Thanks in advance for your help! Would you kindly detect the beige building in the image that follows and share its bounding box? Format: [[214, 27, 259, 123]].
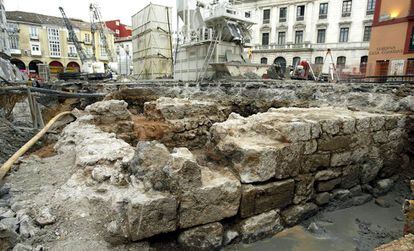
[[6, 11, 115, 76]]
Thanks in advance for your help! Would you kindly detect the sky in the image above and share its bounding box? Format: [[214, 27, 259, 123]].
[[4, 0, 177, 26]]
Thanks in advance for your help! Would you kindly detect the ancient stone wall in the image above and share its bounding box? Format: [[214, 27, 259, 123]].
[[47, 102, 408, 249]]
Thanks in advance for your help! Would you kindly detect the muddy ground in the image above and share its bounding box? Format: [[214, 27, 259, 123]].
[[229, 181, 409, 251]]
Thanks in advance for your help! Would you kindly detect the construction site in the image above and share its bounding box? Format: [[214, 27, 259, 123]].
[[1, 0, 414, 250]]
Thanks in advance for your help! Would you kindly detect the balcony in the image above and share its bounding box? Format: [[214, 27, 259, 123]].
[[279, 17, 286, 23], [30, 35, 39, 40], [31, 50, 42, 56], [296, 16, 304, 21], [263, 19, 270, 24], [319, 14, 327, 19], [253, 42, 312, 51], [342, 12, 351, 17], [253, 41, 370, 51], [10, 49, 21, 55], [366, 10, 374, 16], [68, 52, 78, 58]]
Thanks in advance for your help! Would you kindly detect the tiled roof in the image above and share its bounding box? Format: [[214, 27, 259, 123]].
[[6, 11, 91, 30]]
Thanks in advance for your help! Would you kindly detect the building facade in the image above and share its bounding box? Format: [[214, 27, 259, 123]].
[[0, 0, 10, 58], [366, 0, 414, 76], [6, 11, 115, 77], [105, 20, 133, 75], [234, 0, 376, 76]]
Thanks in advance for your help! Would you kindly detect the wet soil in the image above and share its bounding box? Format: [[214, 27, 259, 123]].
[[229, 183, 408, 251]]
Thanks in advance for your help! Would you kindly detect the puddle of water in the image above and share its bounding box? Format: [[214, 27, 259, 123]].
[[227, 194, 404, 251]]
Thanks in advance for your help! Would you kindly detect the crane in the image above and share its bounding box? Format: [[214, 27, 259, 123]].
[[59, 7, 89, 63], [89, 3, 114, 62]]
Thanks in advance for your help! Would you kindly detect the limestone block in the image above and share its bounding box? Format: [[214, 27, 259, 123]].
[[316, 178, 342, 192], [178, 222, 224, 250], [163, 148, 202, 193], [370, 116, 386, 131], [373, 131, 389, 144], [281, 203, 318, 227], [331, 152, 352, 167], [320, 119, 341, 135], [318, 135, 354, 152], [240, 179, 295, 218], [341, 165, 361, 189], [129, 141, 172, 191], [360, 159, 383, 184], [179, 168, 241, 228], [293, 174, 315, 204], [315, 169, 342, 181], [301, 153, 331, 173], [238, 210, 284, 243], [315, 192, 330, 206], [107, 190, 178, 242], [85, 100, 131, 122]]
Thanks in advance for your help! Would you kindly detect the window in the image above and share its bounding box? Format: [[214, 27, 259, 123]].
[[48, 28, 61, 57], [410, 27, 414, 52], [84, 33, 91, 43], [293, 57, 301, 66], [319, 3, 328, 19], [115, 29, 120, 35], [100, 47, 107, 57], [278, 32, 286, 45], [295, 30, 303, 44], [406, 59, 414, 75], [262, 32, 269, 46], [86, 46, 93, 57], [342, 0, 352, 17], [245, 11, 251, 18], [297, 5, 305, 21], [263, 9, 270, 24], [337, 56, 346, 68], [339, 27, 349, 42], [68, 45, 77, 57], [30, 26, 39, 39], [367, 0, 376, 15], [260, 57, 268, 64], [9, 35, 19, 49], [317, 29, 326, 43], [363, 26, 372, 42], [315, 57, 324, 65], [30, 42, 40, 55], [360, 56, 368, 74], [279, 7, 287, 22]]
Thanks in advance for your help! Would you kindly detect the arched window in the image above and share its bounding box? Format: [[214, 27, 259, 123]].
[[315, 57, 324, 65], [274, 57, 287, 73], [260, 57, 268, 64], [337, 56, 346, 68], [292, 57, 301, 67]]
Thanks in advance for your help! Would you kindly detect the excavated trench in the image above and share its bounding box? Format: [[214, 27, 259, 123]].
[[0, 80, 414, 251]]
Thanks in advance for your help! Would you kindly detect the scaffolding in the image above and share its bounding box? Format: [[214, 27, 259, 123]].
[[132, 3, 173, 79]]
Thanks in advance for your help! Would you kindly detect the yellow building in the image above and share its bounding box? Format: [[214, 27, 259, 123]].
[[6, 11, 115, 76]]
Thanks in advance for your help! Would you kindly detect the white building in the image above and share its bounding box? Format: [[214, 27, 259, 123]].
[[234, 0, 376, 75]]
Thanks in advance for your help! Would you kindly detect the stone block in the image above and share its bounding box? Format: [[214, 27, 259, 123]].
[[301, 153, 331, 173], [316, 178, 342, 192], [238, 210, 284, 243], [315, 192, 330, 206], [281, 203, 318, 227], [179, 168, 241, 228], [341, 165, 361, 189], [178, 222, 223, 250], [240, 179, 295, 218], [318, 135, 354, 152], [331, 152, 352, 167], [315, 169, 342, 181], [107, 191, 178, 242], [293, 175, 315, 204]]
